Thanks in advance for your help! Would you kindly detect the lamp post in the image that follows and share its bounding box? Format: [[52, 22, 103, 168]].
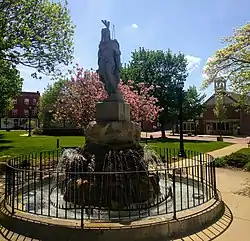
[[177, 81, 186, 158], [28, 106, 32, 137]]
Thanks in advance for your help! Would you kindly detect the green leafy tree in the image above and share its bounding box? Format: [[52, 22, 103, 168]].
[[183, 86, 206, 135], [121, 48, 188, 138], [0, 60, 23, 114], [25, 120, 36, 129], [202, 22, 250, 111], [213, 92, 227, 137], [0, 0, 74, 77], [39, 78, 68, 127]]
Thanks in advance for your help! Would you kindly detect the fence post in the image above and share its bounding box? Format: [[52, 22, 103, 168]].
[[39, 152, 42, 181], [172, 169, 177, 220], [4, 164, 8, 201], [199, 153, 204, 183], [56, 139, 60, 149], [81, 204, 84, 228], [213, 160, 218, 200], [12, 169, 15, 215]]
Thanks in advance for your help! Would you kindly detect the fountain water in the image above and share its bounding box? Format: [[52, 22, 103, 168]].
[[50, 145, 171, 215]]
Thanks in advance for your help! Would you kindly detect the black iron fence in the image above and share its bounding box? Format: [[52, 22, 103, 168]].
[[4, 147, 217, 228]]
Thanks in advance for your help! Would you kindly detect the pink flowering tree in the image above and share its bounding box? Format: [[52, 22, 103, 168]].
[[53, 67, 161, 127]]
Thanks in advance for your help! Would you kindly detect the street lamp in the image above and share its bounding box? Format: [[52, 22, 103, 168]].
[[28, 106, 32, 137], [177, 81, 186, 158]]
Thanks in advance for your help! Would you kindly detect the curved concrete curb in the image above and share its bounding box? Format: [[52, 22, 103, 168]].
[[0, 191, 225, 241]]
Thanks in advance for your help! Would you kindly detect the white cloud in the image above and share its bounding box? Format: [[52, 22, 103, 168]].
[[131, 23, 138, 29], [17, 65, 35, 75], [185, 55, 201, 73], [202, 56, 227, 79]]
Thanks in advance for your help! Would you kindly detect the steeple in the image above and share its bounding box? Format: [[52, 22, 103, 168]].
[[214, 77, 226, 93]]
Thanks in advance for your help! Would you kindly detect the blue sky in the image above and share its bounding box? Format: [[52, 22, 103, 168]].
[[19, 0, 250, 98]]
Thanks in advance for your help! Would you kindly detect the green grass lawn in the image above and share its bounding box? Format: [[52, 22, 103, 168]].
[[143, 138, 231, 154], [0, 130, 232, 159], [236, 148, 250, 154]]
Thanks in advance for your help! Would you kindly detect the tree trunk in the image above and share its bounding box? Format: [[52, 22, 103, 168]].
[[160, 123, 166, 138], [175, 121, 179, 134], [172, 124, 175, 136], [194, 119, 197, 136], [220, 121, 222, 137]]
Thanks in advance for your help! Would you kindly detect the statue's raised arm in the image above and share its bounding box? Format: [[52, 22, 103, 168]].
[[101, 20, 110, 29]]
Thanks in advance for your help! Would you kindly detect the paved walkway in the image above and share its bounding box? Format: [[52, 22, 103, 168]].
[[207, 143, 248, 158], [141, 131, 250, 144], [176, 168, 250, 241], [175, 143, 250, 240]]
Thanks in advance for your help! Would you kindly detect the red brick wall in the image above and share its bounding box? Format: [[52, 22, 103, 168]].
[[9, 91, 40, 118], [203, 105, 240, 120], [240, 111, 250, 136]]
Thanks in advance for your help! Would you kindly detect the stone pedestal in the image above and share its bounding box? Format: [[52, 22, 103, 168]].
[[85, 120, 141, 145], [63, 98, 161, 210], [96, 101, 131, 122]]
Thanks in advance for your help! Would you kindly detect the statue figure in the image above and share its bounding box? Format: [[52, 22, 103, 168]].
[[98, 20, 121, 97]]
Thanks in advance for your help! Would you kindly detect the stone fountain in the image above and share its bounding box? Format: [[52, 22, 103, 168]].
[[60, 20, 162, 210], [1, 20, 224, 241]]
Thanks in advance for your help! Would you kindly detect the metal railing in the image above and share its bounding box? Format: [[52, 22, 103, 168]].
[[4, 147, 217, 228]]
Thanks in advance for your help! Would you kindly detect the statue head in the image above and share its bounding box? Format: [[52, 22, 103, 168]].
[[100, 20, 111, 43], [101, 28, 110, 43]]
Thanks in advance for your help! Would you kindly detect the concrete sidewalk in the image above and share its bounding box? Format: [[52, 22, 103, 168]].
[[207, 143, 248, 158], [141, 131, 250, 144], [176, 168, 250, 241], [175, 144, 250, 241]]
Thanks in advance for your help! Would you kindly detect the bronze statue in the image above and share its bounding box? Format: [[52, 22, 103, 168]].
[[98, 20, 121, 97]]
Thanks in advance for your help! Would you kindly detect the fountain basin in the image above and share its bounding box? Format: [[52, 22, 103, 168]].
[[17, 175, 208, 221], [0, 192, 224, 241], [2, 147, 222, 240]]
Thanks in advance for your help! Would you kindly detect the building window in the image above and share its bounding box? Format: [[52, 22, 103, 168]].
[[13, 99, 17, 105], [12, 109, 18, 116], [32, 109, 36, 115], [24, 98, 30, 105], [24, 109, 29, 116], [33, 99, 37, 105]]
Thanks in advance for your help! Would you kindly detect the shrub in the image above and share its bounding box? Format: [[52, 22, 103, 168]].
[[215, 158, 227, 167], [33, 127, 43, 135], [244, 162, 250, 171], [26, 120, 36, 129], [42, 128, 85, 136], [224, 153, 250, 168]]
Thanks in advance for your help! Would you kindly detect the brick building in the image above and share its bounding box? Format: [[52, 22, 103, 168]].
[[195, 92, 250, 136], [180, 91, 249, 136], [145, 79, 250, 136], [0, 91, 40, 130], [143, 92, 250, 136]]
